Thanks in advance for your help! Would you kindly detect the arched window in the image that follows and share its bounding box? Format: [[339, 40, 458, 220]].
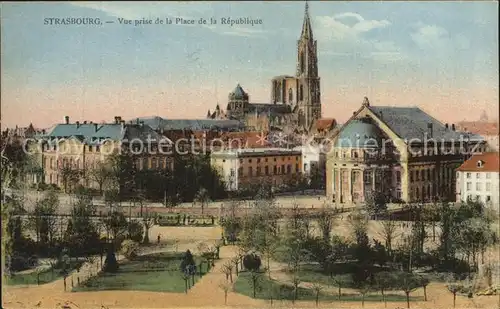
[[289, 88, 293, 103], [300, 52, 305, 73], [299, 85, 304, 101]]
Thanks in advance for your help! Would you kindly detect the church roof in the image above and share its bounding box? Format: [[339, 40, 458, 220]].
[[335, 119, 384, 149], [229, 84, 249, 100], [133, 116, 244, 131], [300, 2, 313, 40], [248, 103, 292, 117], [368, 106, 484, 142]]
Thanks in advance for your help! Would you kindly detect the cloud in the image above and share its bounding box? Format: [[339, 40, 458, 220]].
[[411, 23, 471, 52], [315, 12, 405, 62]]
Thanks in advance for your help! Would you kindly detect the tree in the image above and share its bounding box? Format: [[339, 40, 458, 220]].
[[58, 164, 82, 193], [317, 202, 334, 242], [248, 270, 263, 298], [356, 282, 374, 308], [67, 189, 100, 256], [102, 244, 119, 273], [102, 211, 129, 247], [378, 217, 399, 256], [180, 250, 196, 274], [291, 273, 301, 304], [28, 190, 59, 245], [446, 282, 462, 308], [418, 275, 430, 301], [397, 272, 420, 309], [219, 281, 232, 305], [221, 261, 234, 283], [365, 191, 387, 217], [127, 220, 144, 242], [331, 275, 346, 300], [194, 187, 210, 215], [311, 282, 324, 307], [375, 271, 395, 307], [89, 160, 112, 195]]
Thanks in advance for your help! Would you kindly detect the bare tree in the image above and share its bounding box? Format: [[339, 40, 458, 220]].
[[311, 282, 324, 307], [378, 217, 399, 256], [89, 160, 112, 196], [248, 270, 263, 298], [221, 261, 234, 283], [219, 280, 232, 305], [291, 273, 301, 304], [317, 202, 334, 242], [194, 187, 210, 215]]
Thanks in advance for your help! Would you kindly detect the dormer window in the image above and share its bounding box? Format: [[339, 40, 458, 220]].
[[477, 160, 484, 168]]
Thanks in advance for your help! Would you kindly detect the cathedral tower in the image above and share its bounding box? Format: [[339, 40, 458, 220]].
[[296, 1, 321, 129]]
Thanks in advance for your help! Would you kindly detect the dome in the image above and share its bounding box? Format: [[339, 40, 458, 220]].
[[229, 84, 249, 100], [335, 119, 383, 148]]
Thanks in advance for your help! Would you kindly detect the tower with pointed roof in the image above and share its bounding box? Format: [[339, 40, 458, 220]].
[[226, 83, 250, 120], [296, 1, 321, 129]]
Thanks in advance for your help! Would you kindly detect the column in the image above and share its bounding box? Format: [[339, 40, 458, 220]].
[[349, 168, 353, 203]]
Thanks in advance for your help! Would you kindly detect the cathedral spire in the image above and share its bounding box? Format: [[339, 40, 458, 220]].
[[300, 1, 313, 40]]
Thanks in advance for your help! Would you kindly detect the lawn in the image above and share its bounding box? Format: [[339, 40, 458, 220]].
[[234, 271, 421, 303], [72, 252, 206, 293], [5, 260, 84, 286]]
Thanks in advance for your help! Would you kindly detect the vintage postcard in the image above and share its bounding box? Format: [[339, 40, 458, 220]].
[[1, 1, 499, 309]]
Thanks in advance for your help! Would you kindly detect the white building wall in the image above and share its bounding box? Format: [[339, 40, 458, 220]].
[[456, 170, 500, 209], [211, 155, 239, 191]]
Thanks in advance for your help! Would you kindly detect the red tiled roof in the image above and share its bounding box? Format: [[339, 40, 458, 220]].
[[222, 131, 270, 149], [456, 121, 499, 136], [457, 152, 500, 172], [315, 118, 337, 131]]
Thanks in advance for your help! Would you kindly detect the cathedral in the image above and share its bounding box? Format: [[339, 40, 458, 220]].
[[207, 3, 322, 132]]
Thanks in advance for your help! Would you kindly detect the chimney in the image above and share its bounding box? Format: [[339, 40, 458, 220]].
[[136, 118, 140, 125], [452, 124, 455, 131], [445, 123, 449, 129], [64, 116, 69, 124], [140, 121, 144, 128], [120, 120, 125, 131], [83, 121, 87, 124], [76, 121, 80, 128], [379, 111, 383, 119], [427, 123, 433, 138], [94, 123, 98, 132]]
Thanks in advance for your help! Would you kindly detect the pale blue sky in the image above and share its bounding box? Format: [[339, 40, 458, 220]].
[[1, 1, 498, 128]]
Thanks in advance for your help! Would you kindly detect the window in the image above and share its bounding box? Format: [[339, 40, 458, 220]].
[[287, 165, 291, 174], [427, 170, 430, 181], [410, 171, 413, 182], [89, 146, 93, 152], [96, 145, 100, 152], [265, 166, 269, 175], [476, 183, 481, 191], [282, 165, 286, 174], [273, 166, 277, 174], [274, 158, 277, 162], [248, 159, 252, 163], [265, 158, 268, 162], [396, 171, 401, 183], [416, 170, 420, 181], [467, 172, 471, 178], [304, 163, 308, 171], [257, 158, 261, 163], [230, 169, 235, 177], [477, 160, 483, 168], [422, 170, 426, 181], [486, 196, 491, 202], [476, 195, 480, 201], [486, 173, 491, 179], [240, 159, 243, 163], [238, 167, 243, 175], [466, 182, 472, 190], [486, 183, 491, 191], [296, 164, 299, 172], [257, 167, 261, 175], [288, 88, 293, 103], [222, 159, 226, 163], [476, 173, 481, 179]]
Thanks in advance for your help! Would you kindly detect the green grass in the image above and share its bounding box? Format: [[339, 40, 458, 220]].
[[234, 271, 421, 303], [5, 260, 84, 285], [72, 252, 206, 293]]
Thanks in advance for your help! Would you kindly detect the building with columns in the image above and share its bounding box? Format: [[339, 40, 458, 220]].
[[326, 98, 487, 205]]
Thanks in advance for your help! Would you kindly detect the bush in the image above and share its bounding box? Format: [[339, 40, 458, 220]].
[[103, 249, 119, 273], [127, 221, 144, 242], [243, 253, 262, 271], [120, 240, 140, 260], [180, 249, 196, 274]]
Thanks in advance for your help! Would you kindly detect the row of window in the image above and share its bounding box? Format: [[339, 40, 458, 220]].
[[466, 172, 492, 179], [235, 164, 300, 177], [465, 182, 492, 192], [466, 194, 492, 203], [410, 167, 454, 182], [230, 156, 299, 164]]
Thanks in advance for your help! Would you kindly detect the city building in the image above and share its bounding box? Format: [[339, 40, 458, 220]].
[[210, 148, 302, 191], [207, 3, 326, 132], [456, 152, 499, 208], [294, 144, 326, 176], [325, 97, 487, 205], [27, 116, 173, 190], [456, 121, 499, 152]]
